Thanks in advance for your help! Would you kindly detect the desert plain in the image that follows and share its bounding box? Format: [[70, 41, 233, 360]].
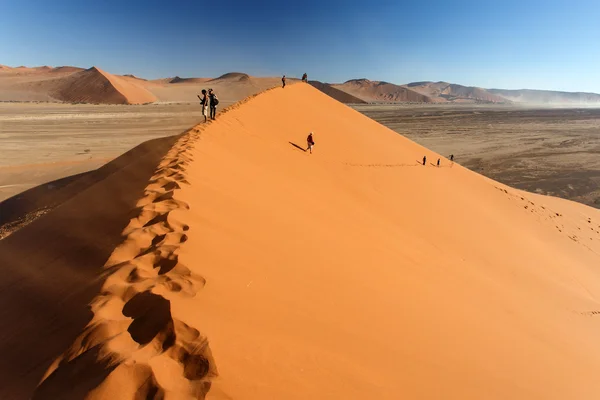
[[0, 103, 203, 201], [355, 104, 600, 208]]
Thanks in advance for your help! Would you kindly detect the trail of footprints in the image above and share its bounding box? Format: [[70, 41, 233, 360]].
[[494, 185, 600, 250], [36, 88, 294, 398], [37, 130, 217, 399]]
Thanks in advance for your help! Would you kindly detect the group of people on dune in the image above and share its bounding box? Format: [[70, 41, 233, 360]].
[[423, 154, 454, 167], [197, 89, 219, 122], [197, 72, 307, 121], [281, 72, 308, 88], [197, 74, 454, 164]]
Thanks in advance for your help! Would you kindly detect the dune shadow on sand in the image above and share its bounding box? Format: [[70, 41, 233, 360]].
[[289, 142, 306, 152], [0, 133, 183, 398], [32, 345, 116, 400]]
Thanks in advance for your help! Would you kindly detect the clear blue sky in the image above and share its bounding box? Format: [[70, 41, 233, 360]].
[[1, 0, 599, 92]]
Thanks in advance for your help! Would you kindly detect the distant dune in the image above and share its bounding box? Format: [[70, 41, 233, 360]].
[[333, 79, 437, 103], [3, 83, 600, 398], [308, 80, 366, 103], [209, 72, 251, 82], [2, 64, 600, 105], [168, 76, 210, 84], [144, 73, 282, 104], [51, 67, 157, 104], [0, 66, 281, 104], [408, 81, 508, 103], [51, 66, 85, 74], [121, 74, 147, 81]]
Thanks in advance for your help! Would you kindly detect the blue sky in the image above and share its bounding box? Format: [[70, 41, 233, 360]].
[[1, 0, 599, 92]]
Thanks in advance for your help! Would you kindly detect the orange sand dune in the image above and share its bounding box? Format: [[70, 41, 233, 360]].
[[52, 67, 157, 104], [333, 78, 438, 102], [145, 74, 283, 104], [168, 76, 211, 84], [51, 66, 85, 74], [0, 65, 282, 104], [4, 83, 600, 398], [0, 135, 181, 398], [208, 72, 251, 82], [407, 81, 508, 103], [0, 65, 157, 103]]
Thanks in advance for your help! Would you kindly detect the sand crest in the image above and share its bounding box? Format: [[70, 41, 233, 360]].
[[2, 83, 600, 399]]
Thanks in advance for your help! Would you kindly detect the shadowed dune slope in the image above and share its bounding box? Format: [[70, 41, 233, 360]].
[[333, 78, 436, 102], [14, 84, 600, 399], [0, 135, 179, 398], [208, 72, 251, 82], [51, 67, 157, 104], [308, 80, 367, 103], [408, 81, 509, 103]]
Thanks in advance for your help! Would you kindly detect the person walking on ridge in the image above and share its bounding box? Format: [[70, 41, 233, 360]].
[[307, 132, 315, 154], [302, 73, 308, 83], [437, 158, 440, 167], [208, 89, 219, 120], [197, 90, 209, 123], [422, 155, 426, 166], [282, 75, 286, 88]]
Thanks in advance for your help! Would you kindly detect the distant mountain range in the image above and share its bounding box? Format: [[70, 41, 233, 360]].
[[314, 79, 600, 105], [2, 64, 600, 105]]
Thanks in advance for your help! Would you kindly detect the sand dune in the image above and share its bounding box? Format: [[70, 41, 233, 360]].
[[334, 78, 437, 102], [208, 72, 250, 83], [3, 83, 596, 398], [408, 81, 508, 103], [168, 76, 211, 84], [51, 67, 157, 105], [145, 74, 282, 104], [6, 64, 596, 106], [0, 65, 156, 103], [51, 66, 85, 74], [0, 66, 283, 104], [308, 80, 366, 103], [0, 135, 181, 398]]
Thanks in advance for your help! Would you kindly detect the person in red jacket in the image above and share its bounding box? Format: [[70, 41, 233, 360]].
[[307, 132, 315, 154]]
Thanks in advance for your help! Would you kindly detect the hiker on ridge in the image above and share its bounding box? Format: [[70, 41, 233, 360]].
[[437, 158, 440, 167], [208, 89, 219, 120], [282, 75, 286, 88], [197, 90, 209, 122], [450, 154, 454, 162], [422, 155, 426, 166], [307, 132, 315, 154], [302, 73, 308, 83]]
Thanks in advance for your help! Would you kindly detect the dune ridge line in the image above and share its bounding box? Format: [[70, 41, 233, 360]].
[[26, 82, 600, 399], [35, 132, 212, 398], [33, 85, 287, 398]]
